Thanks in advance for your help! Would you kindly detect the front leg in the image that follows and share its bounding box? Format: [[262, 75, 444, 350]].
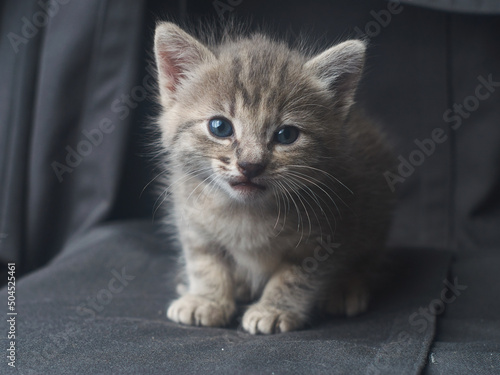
[[242, 264, 320, 334], [167, 231, 235, 327]]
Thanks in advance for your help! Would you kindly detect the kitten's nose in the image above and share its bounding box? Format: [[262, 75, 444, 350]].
[[237, 162, 266, 179]]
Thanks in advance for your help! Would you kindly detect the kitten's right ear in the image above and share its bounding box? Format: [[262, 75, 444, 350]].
[[154, 23, 215, 106]]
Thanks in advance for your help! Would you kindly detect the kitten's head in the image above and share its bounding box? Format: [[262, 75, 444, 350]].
[[154, 22, 365, 204]]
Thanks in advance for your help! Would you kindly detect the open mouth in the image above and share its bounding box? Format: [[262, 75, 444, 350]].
[[229, 180, 266, 191]]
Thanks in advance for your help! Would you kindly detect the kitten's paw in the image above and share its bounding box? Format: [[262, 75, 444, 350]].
[[326, 284, 369, 317], [167, 294, 235, 327], [242, 304, 304, 334]]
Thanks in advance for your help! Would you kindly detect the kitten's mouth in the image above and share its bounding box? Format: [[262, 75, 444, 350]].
[[229, 180, 266, 192]]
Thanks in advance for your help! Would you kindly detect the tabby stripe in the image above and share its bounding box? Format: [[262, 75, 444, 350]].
[[229, 99, 236, 118], [232, 57, 252, 107], [172, 120, 197, 145]]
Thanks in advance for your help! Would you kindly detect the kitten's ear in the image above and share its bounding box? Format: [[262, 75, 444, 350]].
[[304, 40, 366, 120], [154, 22, 215, 106]]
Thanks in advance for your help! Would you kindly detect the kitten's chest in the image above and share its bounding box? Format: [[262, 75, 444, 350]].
[[209, 210, 277, 253]]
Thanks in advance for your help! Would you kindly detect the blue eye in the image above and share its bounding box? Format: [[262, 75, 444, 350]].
[[274, 126, 299, 144], [209, 118, 233, 138]]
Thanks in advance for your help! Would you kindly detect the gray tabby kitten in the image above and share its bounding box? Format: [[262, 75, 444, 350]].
[[154, 22, 394, 334]]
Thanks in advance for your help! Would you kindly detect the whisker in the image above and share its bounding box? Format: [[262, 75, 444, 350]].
[[271, 184, 282, 230], [284, 175, 325, 240], [185, 171, 217, 203], [288, 164, 353, 195], [198, 173, 222, 205], [276, 180, 303, 247], [152, 166, 212, 221], [141, 168, 168, 198], [287, 171, 343, 219], [281, 178, 312, 241], [287, 168, 350, 208], [271, 180, 289, 235]]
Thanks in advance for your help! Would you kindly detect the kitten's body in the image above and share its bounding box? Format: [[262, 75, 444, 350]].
[[154, 23, 394, 334]]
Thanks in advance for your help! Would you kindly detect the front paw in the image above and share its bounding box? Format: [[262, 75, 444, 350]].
[[167, 294, 235, 327], [242, 303, 304, 334]]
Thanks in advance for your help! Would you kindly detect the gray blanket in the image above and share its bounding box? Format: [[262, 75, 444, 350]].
[[1, 0, 499, 373]]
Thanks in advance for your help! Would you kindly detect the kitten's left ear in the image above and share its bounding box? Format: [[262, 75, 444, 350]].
[[154, 22, 216, 107], [304, 40, 366, 120]]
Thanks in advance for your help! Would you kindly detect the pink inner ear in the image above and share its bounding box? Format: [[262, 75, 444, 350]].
[[159, 49, 182, 93]]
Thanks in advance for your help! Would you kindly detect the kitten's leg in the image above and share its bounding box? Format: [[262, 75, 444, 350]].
[[242, 264, 319, 334], [167, 233, 235, 327], [234, 270, 252, 303]]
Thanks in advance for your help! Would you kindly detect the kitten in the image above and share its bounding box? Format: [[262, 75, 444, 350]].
[[153, 22, 394, 334]]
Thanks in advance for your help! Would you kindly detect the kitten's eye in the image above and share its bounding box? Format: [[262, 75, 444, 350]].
[[208, 118, 233, 138], [274, 126, 299, 144]]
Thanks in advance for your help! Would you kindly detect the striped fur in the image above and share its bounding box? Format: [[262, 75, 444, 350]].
[[154, 22, 395, 334]]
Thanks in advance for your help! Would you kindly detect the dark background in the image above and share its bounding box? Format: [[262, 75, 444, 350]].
[[0, 0, 499, 374]]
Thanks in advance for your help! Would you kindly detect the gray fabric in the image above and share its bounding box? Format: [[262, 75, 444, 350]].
[[399, 0, 500, 14], [0, 221, 452, 374], [0, 0, 499, 374], [422, 10, 500, 374], [425, 343, 500, 374], [0, 0, 146, 272]]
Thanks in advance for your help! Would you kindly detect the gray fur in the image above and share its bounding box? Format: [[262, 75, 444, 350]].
[[154, 22, 395, 334]]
